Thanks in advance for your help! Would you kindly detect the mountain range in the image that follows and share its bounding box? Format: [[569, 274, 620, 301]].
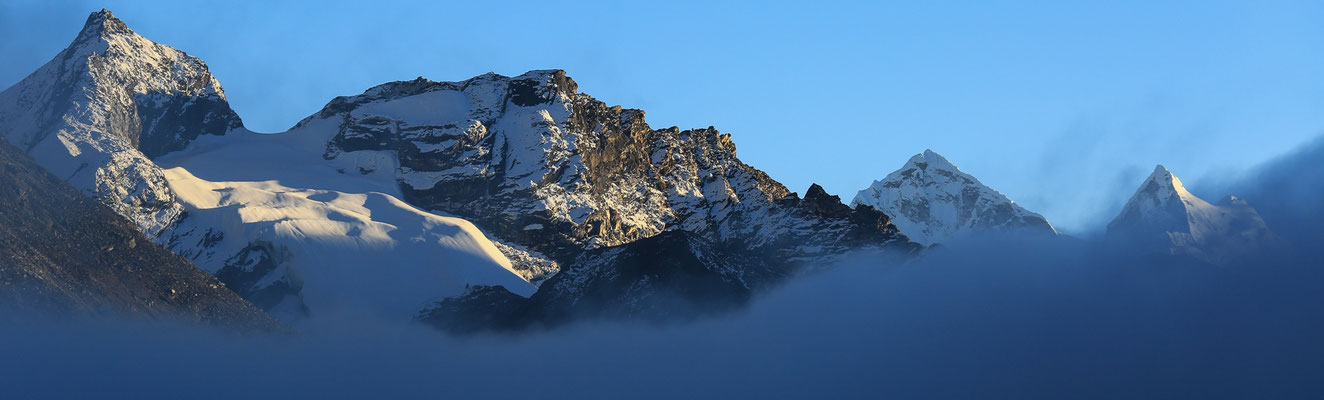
[[0, 10, 917, 328], [0, 10, 1285, 331]]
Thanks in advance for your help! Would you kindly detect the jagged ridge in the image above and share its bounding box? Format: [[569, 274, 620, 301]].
[[304, 70, 915, 267]]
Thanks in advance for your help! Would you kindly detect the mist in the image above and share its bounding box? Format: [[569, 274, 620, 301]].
[[3, 232, 1321, 398], [1211, 135, 1324, 252]]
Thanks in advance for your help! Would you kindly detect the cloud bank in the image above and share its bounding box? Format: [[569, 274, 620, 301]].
[[4, 232, 1322, 398]]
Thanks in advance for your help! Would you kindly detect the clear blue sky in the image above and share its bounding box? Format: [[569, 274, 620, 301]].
[[3, 0, 1322, 234]]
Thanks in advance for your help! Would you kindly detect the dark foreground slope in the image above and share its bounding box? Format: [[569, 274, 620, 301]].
[[0, 138, 280, 330]]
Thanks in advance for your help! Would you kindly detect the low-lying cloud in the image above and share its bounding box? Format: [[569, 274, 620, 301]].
[[4, 233, 1321, 399]]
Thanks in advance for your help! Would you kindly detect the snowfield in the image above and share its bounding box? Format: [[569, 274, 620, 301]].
[[156, 128, 534, 321]]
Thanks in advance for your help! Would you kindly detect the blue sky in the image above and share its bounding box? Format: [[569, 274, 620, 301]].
[[3, 0, 1322, 234]]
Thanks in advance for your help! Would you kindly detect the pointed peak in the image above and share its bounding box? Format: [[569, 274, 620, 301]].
[[1113, 164, 1201, 220], [804, 183, 845, 206], [805, 183, 831, 199], [1142, 164, 1187, 192], [1149, 164, 1172, 179], [77, 9, 134, 42], [904, 149, 958, 171], [801, 183, 854, 217]]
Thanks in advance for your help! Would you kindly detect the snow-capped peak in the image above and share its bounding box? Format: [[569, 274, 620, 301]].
[[852, 150, 1056, 245], [1107, 164, 1209, 235], [1107, 165, 1279, 264], [0, 9, 242, 235], [1141, 164, 1190, 201]]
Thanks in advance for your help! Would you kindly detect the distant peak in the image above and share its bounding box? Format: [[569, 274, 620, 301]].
[[1114, 164, 1200, 215], [855, 149, 1056, 245]]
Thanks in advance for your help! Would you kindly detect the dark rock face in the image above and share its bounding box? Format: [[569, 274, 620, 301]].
[[532, 230, 773, 321], [420, 230, 777, 332], [212, 243, 305, 313], [795, 184, 914, 247], [134, 91, 243, 159], [420, 189, 923, 332], [0, 138, 278, 330], [416, 285, 529, 334]]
